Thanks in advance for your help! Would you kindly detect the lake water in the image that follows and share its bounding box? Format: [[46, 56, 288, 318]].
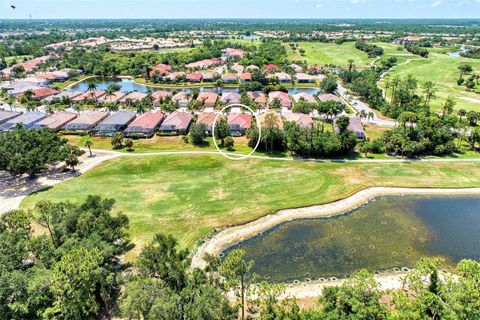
[[222, 195, 480, 282], [67, 78, 319, 95]]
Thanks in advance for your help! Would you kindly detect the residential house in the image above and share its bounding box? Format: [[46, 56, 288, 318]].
[[222, 48, 245, 60], [124, 110, 165, 137], [196, 112, 219, 135], [202, 72, 218, 82], [264, 64, 281, 73], [172, 92, 192, 107], [268, 91, 291, 109], [239, 72, 252, 83], [164, 72, 186, 82], [291, 92, 317, 104], [231, 64, 244, 74], [295, 73, 315, 83], [63, 111, 109, 131], [0, 111, 46, 132], [258, 112, 284, 129], [185, 58, 222, 70], [0, 110, 20, 124], [44, 91, 82, 102], [284, 112, 314, 129], [318, 93, 343, 104], [246, 65, 259, 72], [247, 91, 267, 109], [149, 64, 172, 77], [196, 92, 219, 108], [31, 111, 77, 131], [159, 111, 193, 135], [334, 117, 365, 140], [98, 91, 126, 103], [30, 88, 60, 101], [152, 91, 171, 107], [221, 73, 238, 83], [220, 92, 240, 105], [93, 111, 137, 136], [289, 64, 303, 73], [120, 92, 148, 105], [186, 72, 203, 83], [227, 113, 252, 135], [71, 90, 106, 102]]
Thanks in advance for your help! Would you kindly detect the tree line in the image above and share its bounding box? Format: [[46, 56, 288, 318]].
[[2, 196, 479, 319]]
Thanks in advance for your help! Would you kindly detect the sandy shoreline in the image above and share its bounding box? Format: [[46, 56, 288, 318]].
[[191, 186, 480, 297]]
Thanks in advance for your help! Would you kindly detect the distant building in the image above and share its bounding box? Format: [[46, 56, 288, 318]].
[[93, 111, 137, 136], [334, 117, 365, 140]]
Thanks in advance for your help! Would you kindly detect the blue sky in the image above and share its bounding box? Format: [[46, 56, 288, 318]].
[[1, 0, 480, 19]]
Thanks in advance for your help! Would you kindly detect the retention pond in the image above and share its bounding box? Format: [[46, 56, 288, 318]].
[[222, 195, 480, 283]]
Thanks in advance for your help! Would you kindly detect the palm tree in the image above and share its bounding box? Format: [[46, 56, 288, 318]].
[[6, 97, 15, 111], [86, 81, 97, 101], [73, 103, 83, 115], [84, 140, 94, 157], [23, 89, 34, 102], [104, 86, 116, 103], [348, 59, 355, 71], [422, 81, 437, 110], [367, 111, 375, 123]]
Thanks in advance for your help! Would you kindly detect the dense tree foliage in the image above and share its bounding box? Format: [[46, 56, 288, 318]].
[[0, 126, 83, 176], [0, 196, 131, 319], [405, 44, 429, 57], [355, 41, 384, 57]]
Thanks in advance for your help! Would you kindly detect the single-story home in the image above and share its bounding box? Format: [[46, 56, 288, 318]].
[[223, 48, 245, 60], [284, 112, 314, 129], [186, 58, 222, 70], [196, 112, 219, 135], [29, 88, 59, 101], [334, 117, 365, 140], [172, 92, 192, 107], [289, 64, 303, 73], [247, 91, 267, 109], [152, 91, 172, 107], [71, 90, 106, 102], [318, 93, 343, 104], [31, 111, 77, 131], [164, 72, 186, 82], [0, 110, 21, 125], [239, 72, 252, 83], [149, 64, 173, 77], [2, 80, 44, 97], [221, 73, 238, 83], [268, 91, 292, 109], [266, 72, 291, 83], [44, 91, 82, 102], [196, 92, 219, 108], [63, 111, 109, 131], [264, 64, 281, 73], [124, 110, 165, 137], [120, 92, 148, 104], [93, 111, 137, 136], [202, 72, 218, 82], [186, 72, 203, 83], [227, 113, 252, 135], [98, 91, 126, 103], [0, 111, 46, 132], [220, 92, 240, 105], [291, 92, 317, 104], [259, 112, 284, 129], [295, 73, 315, 83], [159, 111, 193, 135], [231, 64, 244, 74], [246, 65, 259, 72]]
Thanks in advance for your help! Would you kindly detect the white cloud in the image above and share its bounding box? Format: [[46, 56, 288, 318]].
[[316, 3, 323, 7]]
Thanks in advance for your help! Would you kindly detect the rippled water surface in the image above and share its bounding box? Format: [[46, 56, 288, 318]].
[[222, 195, 480, 282]]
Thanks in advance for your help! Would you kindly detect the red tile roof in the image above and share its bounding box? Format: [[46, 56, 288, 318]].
[[127, 110, 165, 129], [227, 113, 252, 129], [264, 64, 281, 72], [31, 87, 59, 100]]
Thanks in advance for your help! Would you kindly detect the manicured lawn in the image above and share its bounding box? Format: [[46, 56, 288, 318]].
[[4, 55, 33, 64], [378, 51, 480, 112], [287, 42, 374, 67], [66, 134, 256, 154], [21, 155, 480, 259], [52, 75, 92, 90]]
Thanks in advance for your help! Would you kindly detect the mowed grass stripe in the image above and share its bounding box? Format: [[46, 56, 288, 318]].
[[21, 155, 480, 259]]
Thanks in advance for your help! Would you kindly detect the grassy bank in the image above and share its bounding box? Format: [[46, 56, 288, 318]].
[[21, 155, 480, 259]]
